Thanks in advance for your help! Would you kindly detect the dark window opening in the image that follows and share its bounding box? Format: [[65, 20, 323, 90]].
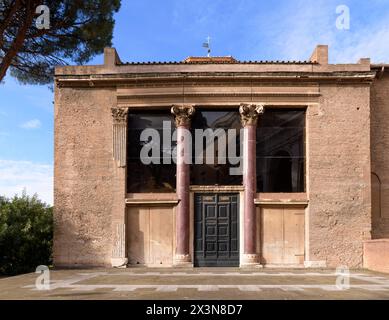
[[256, 109, 305, 192], [127, 112, 176, 193], [126, 108, 305, 193], [270, 150, 292, 192], [190, 109, 243, 186]]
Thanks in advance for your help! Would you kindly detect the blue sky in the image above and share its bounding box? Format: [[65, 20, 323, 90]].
[[0, 0, 388, 204]]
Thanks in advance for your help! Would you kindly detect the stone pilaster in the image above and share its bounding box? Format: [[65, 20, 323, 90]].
[[171, 104, 195, 266], [111, 223, 127, 267], [111, 107, 128, 267], [112, 107, 128, 167], [239, 103, 264, 267]]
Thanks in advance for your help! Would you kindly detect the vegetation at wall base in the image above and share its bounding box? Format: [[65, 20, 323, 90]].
[[0, 192, 52, 276]]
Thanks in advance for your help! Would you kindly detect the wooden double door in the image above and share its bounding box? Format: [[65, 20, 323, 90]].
[[194, 193, 239, 267], [260, 206, 305, 265]]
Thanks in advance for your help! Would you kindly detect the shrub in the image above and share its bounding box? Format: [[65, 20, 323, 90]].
[[0, 192, 53, 276]]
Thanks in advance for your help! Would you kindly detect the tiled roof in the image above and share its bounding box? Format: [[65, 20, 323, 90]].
[[121, 56, 316, 65], [184, 56, 238, 63]]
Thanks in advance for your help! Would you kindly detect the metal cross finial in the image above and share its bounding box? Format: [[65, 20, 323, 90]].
[[202, 36, 211, 57]]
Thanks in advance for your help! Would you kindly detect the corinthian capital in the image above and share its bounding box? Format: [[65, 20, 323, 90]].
[[111, 107, 128, 124], [239, 103, 265, 126], [171, 104, 195, 127]]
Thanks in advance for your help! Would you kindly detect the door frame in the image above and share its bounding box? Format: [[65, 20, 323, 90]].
[[191, 188, 241, 267]]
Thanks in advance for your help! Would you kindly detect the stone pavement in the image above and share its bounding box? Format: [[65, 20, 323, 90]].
[[1, 268, 389, 299]]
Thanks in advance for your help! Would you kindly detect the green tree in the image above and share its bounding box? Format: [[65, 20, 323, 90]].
[[0, 0, 121, 84], [0, 192, 53, 275]]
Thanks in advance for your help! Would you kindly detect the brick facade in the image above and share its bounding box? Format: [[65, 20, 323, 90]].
[[371, 71, 389, 238], [53, 46, 388, 269]]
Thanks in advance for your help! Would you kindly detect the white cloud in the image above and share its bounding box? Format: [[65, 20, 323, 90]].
[[250, 0, 389, 63], [0, 160, 53, 205], [331, 25, 389, 63], [20, 119, 41, 129]]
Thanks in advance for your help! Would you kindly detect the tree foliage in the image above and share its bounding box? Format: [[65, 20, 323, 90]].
[[0, 192, 52, 276], [0, 0, 121, 84]]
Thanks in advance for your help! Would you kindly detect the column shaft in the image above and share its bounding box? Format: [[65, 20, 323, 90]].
[[239, 103, 264, 266], [243, 124, 257, 255], [176, 125, 190, 258], [171, 105, 195, 265]]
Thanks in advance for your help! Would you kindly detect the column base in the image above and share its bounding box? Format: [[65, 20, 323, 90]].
[[240, 254, 262, 268], [111, 257, 128, 268], [173, 254, 192, 267]]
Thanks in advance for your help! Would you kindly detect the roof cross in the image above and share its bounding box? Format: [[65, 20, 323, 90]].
[[202, 36, 211, 57]]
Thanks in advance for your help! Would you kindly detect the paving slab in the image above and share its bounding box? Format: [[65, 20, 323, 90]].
[[1, 268, 389, 300]]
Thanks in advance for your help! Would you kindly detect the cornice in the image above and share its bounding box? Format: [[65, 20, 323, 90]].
[[55, 71, 376, 88], [116, 92, 321, 99]]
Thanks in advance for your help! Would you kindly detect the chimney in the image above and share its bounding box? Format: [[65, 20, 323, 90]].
[[358, 58, 370, 66], [104, 47, 121, 66], [310, 45, 328, 64]]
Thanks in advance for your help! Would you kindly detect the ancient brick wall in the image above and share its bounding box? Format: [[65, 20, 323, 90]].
[[53, 46, 375, 269], [371, 72, 389, 238], [53, 86, 116, 266], [307, 84, 372, 268]]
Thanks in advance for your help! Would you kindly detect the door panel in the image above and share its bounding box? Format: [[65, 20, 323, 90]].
[[283, 209, 305, 264], [150, 207, 174, 265], [127, 206, 174, 266], [261, 207, 284, 264], [194, 193, 239, 267], [127, 207, 150, 265], [261, 206, 305, 265]]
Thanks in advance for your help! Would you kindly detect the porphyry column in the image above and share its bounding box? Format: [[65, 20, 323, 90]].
[[239, 103, 264, 266], [111, 107, 129, 267], [171, 104, 195, 266]]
